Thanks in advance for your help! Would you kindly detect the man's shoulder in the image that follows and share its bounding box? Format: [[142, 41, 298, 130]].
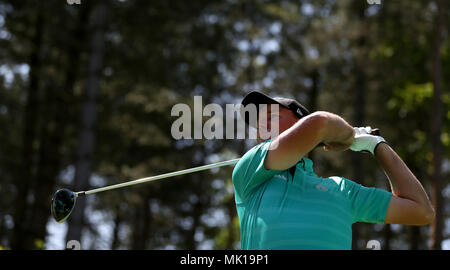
[[235, 140, 271, 168]]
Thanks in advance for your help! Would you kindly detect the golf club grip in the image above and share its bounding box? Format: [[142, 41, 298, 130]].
[[370, 128, 380, 136]]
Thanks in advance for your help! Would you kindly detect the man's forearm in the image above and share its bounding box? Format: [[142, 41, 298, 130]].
[[375, 143, 433, 211], [320, 112, 355, 145]]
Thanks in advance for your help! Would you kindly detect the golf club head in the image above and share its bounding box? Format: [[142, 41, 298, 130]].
[[51, 189, 76, 223]]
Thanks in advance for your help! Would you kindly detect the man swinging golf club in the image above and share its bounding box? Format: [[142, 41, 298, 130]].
[[232, 91, 435, 250]]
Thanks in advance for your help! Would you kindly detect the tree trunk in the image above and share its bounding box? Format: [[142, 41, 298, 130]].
[[130, 197, 151, 250], [429, 0, 445, 251], [383, 224, 392, 250], [225, 190, 237, 249], [130, 208, 141, 250], [351, 27, 369, 252], [350, 1, 370, 250], [28, 84, 67, 249], [111, 214, 122, 250], [308, 69, 320, 113], [351, 41, 367, 250], [185, 174, 204, 250], [0, 213, 5, 246], [27, 3, 90, 250], [409, 226, 420, 250], [11, 3, 44, 250], [66, 0, 107, 245], [306, 69, 320, 161]]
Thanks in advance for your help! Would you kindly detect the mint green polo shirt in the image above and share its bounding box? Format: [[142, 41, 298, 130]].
[[232, 140, 392, 250]]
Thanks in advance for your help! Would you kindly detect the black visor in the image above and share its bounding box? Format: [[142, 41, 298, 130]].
[[240, 91, 310, 127]]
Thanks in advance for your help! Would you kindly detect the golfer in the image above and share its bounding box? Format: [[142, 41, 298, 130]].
[[232, 91, 435, 250]]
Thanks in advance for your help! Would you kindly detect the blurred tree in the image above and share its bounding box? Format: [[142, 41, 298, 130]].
[[66, 0, 108, 245], [371, 0, 449, 249], [5, 0, 93, 249], [429, 0, 445, 250], [347, 0, 370, 249], [29, 1, 91, 250], [10, 0, 44, 249]]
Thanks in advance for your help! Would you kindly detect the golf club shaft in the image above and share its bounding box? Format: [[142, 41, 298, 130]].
[[75, 129, 381, 197], [76, 158, 240, 197]]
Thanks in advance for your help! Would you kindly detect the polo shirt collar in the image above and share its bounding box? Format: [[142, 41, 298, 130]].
[[299, 157, 314, 173]]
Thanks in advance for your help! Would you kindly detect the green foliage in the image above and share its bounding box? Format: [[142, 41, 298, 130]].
[[388, 83, 433, 112], [214, 216, 240, 249], [34, 239, 44, 250]]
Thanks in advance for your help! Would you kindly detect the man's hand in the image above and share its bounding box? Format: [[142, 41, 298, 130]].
[[350, 126, 386, 154], [323, 136, 354, 152]]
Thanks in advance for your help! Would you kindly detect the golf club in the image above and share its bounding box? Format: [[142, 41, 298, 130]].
[[51, 128, 381, 223], [51, 158, 240, 223]]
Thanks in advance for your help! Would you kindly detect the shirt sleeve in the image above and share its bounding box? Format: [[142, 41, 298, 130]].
[[232, 140, 282, 203], [342, 177, 393, 224]]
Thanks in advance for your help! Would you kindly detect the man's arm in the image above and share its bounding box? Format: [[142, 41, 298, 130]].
[[376, 143, 435, 225], [265, 111, 354, 171]]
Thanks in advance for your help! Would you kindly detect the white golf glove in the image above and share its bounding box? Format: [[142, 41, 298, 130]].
[[350, 126, 386, 155]]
